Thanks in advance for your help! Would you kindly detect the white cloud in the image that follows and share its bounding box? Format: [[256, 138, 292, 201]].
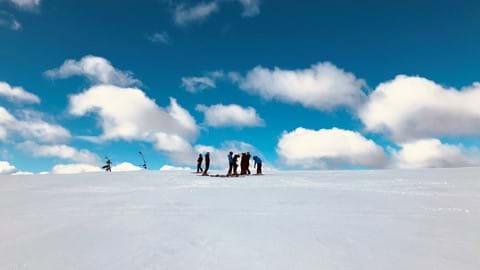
[[0, 106, 71, 143], [235, 62, 366, 110], [0, 81, 40, 103], [0, 11, 21, 30], [148, 31, 170, 44], [160, 165, 192, 171], [277, 127, 387, 169], [0, 160, 17, 175], [68, 85, 198, 158], [5, 0, 40, 9], [359, 75, 480, 142], [391, 139, 480, 169], [237, 0, 260, 17], [12, 171, 34, 175], [112, 162, 143, 172], [181, 76, 216, 92], [51, 163, 102, 174], [196, 104, 264, 128], [17, 141, 100, 164], [51, 162, 144, 174], [45, 55, 141, 87], [174, 2, 219, 26]]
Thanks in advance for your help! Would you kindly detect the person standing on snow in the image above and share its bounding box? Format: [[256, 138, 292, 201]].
[[232, 154, 240, 176], [240, 153, 247, 175], [227, 151, 234, 176], [245, 152, 251, 175], [253, 156, 262, 175], [203, 152, 210, 176], [196, 154, 203, 173]]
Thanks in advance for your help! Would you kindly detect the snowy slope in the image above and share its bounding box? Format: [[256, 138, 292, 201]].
[[0, 168, 479, 270]]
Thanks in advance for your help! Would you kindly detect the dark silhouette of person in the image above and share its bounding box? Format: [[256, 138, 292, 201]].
[[227, 151, 233, 176], [102, 157, 112, 172], [196, 154, 203, 173], [232, 154, 240, 176], [240, 153, 247, 175], [202, 152, 210, 176], [245, 152, 251, 175], [253, 156, 262, 175]]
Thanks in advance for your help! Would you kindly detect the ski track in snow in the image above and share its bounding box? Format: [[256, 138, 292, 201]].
[[0, 168, 479, 270]]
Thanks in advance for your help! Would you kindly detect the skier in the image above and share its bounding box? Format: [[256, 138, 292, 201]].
[[227, 151, 233, 176], [245, 152, 251, 175], [232, 154, 240, 176], [196, 154, 203, 173], [102, 157, 112, 172], [253, 156, 262, 175], [202, 152, 210, 176]]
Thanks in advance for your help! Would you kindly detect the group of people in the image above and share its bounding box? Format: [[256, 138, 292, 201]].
[[196, 151, 262, 176]]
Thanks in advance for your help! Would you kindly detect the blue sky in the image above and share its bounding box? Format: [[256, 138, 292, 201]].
[[1, 0, 480, 174]]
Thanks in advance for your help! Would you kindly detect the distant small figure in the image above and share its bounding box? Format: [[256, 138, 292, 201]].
[[245, 152, 251, 175], [202, 152, 210, 176], [196, 154, 203, 173], [227, 151, 234, 176], [232, 154, 240, 176], [139, 151, 147, 169], [253, 156, 262, 175], [102, 157, 112, 172]]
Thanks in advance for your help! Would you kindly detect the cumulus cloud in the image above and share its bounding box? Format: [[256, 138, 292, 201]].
[[12, 171, 34, 175], [0, 106, 71, 143], [148, 31, 170, 44], [391, 139, 480, 169], [45, 55, 141, 87], [0, 81, 40, 103], [112, 162, 143, 172], [277, 127, 387, 169], [17, 141, 100, 164], [235, 62, 366, 110], [51, 163, 102, 174], [174, 2, 219, 26], [196, 104, 264, 128], [0, 11, 21, 30], [68, 85, 198, 158], [4, 0, 40, 9], [160, 165, 192, 171], [359, 75, 480, 142], [0, 160, 17, 175]]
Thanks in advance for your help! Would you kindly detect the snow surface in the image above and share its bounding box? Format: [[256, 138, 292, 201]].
[[1, 168, 479, 270]]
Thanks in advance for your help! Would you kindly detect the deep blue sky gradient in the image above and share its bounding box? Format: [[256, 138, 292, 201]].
[[1, 0, 480, 172]]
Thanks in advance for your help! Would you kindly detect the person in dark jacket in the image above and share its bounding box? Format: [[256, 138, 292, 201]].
[[202, 152, 210, 176], [245, 152, 251, 175], [232, 154, 240, 176], [253, 156, 262, 175], [227, 151, 233, 176], [102, 157, 112, 172], [196, 154, 203, 173], [240, 153, 247, 175]]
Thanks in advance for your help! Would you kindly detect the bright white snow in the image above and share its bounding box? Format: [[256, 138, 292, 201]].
[[0, 168, 479, 269]]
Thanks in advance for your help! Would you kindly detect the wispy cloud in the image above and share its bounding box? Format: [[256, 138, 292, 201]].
[[4, 0, 40, 10], [0, 11, 21, 30], [174, 1, 219, 26], [148, 31, 170, 44]]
